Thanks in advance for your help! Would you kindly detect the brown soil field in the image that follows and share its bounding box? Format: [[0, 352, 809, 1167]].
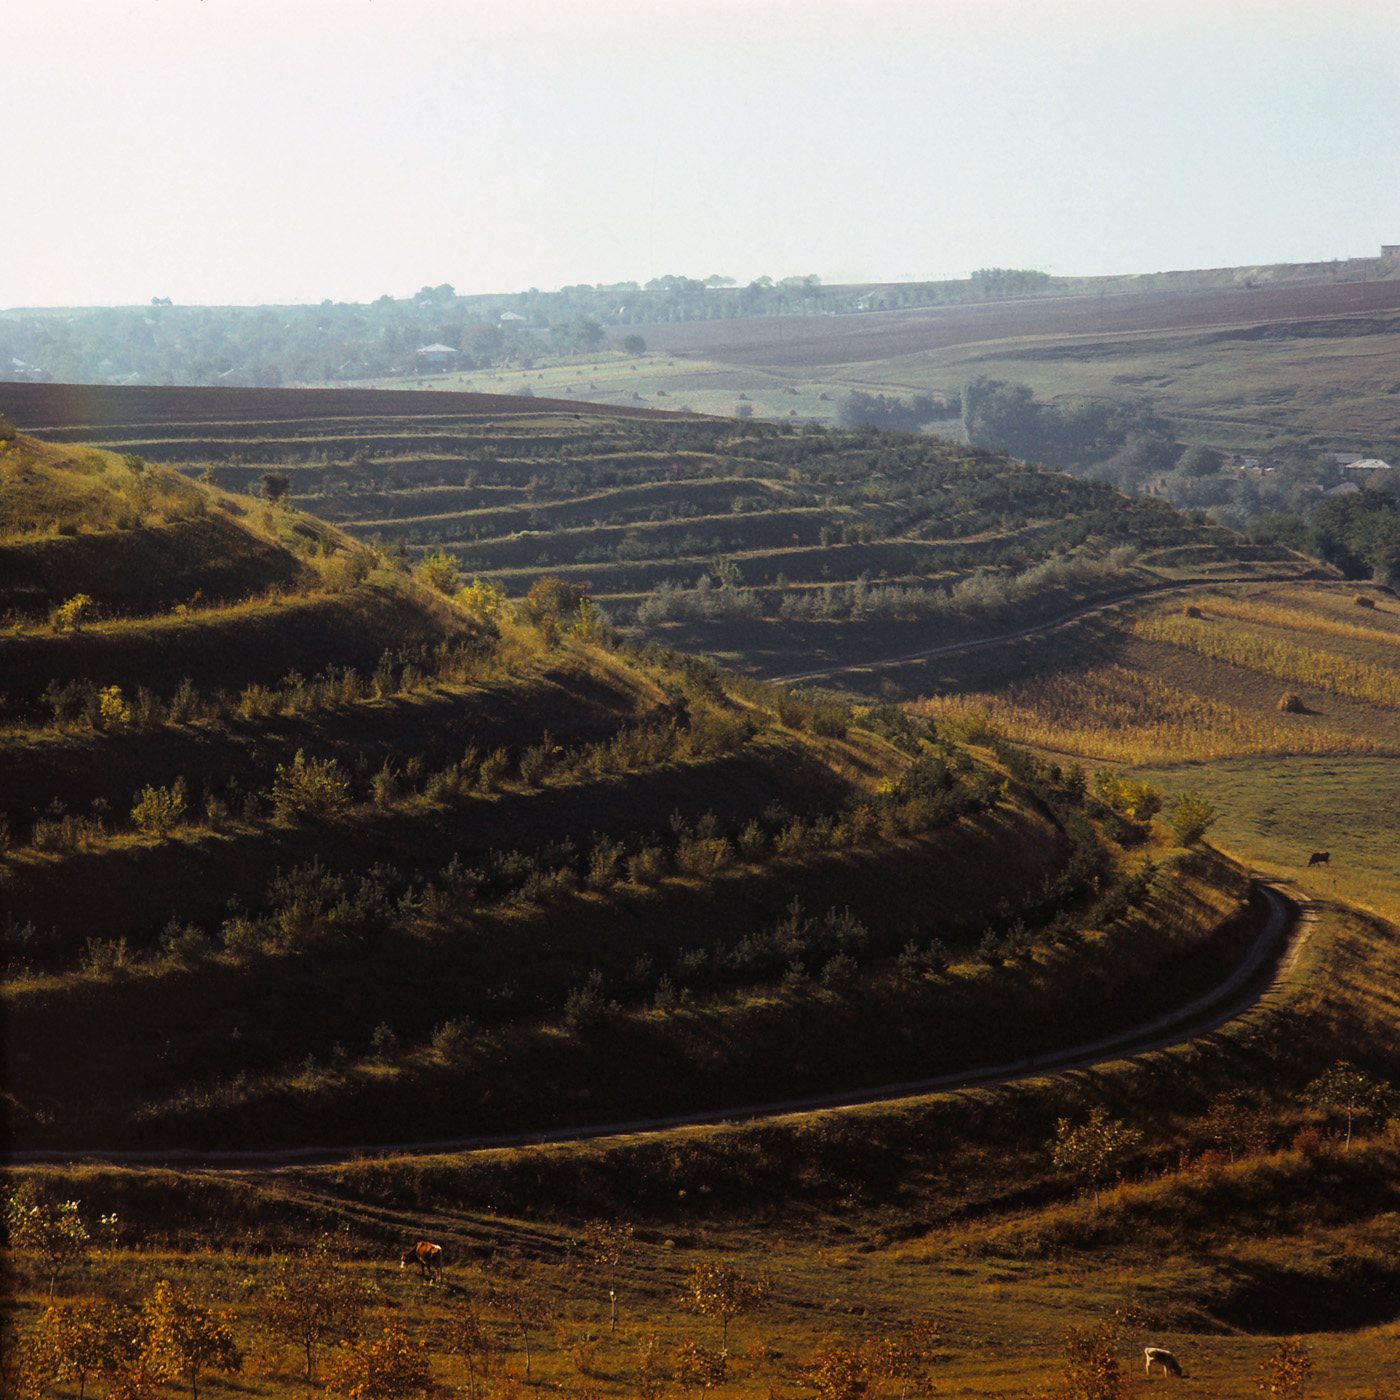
[[0, 382, 682, 434], [638, 278, 1400, 370]]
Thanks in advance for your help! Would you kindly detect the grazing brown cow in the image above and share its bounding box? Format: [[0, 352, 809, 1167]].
[[1307, 851, 1330, 867], [1145, 1346, 1183, 1378], [401, 1240, 444, 1283]]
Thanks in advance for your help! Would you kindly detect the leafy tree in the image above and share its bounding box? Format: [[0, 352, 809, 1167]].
[[795, 1328, 935, 1400], [1167, 790, 1217, 845], [142, 1281, 240, 1400], [1050, 1106, 1143, 1205], [420, 547, 460, 595], [259, 1237, 370, 1380], [4, 1183, 92, 1301], [584, 1218, 635, 1332], [442, 1302, 494, 1400], [456, 575, 510, 623], [325, 1321, 432, 1400], [37, 1300, 134, 1400], [1258, 1336, 1312, 1397], [489, 1276, 549, 1377], [271, 750, 351, 818], [519, 575, 588, 627], [1176, 444, 1224, 477], [1301, 1061, 1393, 1149], [682, 1260, 771, 1358], [260, 472, 291, 505], [621, 334, 647, 356], [1056, 1322, 1128, 1400]]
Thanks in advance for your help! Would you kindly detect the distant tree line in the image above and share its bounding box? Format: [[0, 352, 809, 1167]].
[[0, 270, 1066, 389]]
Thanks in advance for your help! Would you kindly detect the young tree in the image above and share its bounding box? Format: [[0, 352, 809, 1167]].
[[672, 1338, 728, 1393], [259, 1237, 370, 1380], [142, 1281, 241, 1400], [421, 548, 460, 595], [1057, 1322, 1128, 1400], [1301, 1061, 1393, 1150], [37, 1300, 134, 1400], [325, 1321, 433, 1400], [5, 1183, 92, 1301], [682, 1260, 771, 1360], [1258, 1336, 1312, 1398], [443, 1301, 494, 1400], [260, 472, 291, 505], [1168, 791, 1218, 845], [1050, 1107, 1143, 1206], [584, 1218, 635, 1333], [621, 334, 647, 356], [489, 1276, 549, 1377]]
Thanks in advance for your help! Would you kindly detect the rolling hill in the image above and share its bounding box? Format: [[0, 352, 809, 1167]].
[[4, 393, 1398, 1398]]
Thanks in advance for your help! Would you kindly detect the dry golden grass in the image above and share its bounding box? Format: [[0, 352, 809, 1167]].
[[915, 665, 1378, 764], [1202, 595, 1400, 649], [1135, 611, 1400, 709]]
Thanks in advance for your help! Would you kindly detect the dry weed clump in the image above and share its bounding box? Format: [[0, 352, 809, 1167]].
[[1278, 691, 1306, 713], [1136, 612, 1400, 708], [917, 666, 1373, 765]]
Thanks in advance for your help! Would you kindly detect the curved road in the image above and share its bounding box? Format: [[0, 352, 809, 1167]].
[[7, 882, 1314, 1171], [766, 572, 1315, 684]]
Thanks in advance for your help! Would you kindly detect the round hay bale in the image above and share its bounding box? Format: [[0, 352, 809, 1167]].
[[1278, 691, 1306, 714], [1182, 604, 1204, 619], [1353, 594, 1376, 609]]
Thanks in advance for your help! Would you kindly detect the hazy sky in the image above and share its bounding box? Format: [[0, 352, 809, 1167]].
[[10, 0, 1400, 307]]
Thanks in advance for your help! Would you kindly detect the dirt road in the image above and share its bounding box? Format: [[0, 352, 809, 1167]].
[[5, 884, 1311, 1170]]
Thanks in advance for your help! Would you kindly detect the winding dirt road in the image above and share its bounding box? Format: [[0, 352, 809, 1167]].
[[6, 883, 1313, 1171], [765, 572, 1315, 685]]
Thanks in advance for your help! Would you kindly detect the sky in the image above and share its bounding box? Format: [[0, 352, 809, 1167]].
[[8, 0, 1400, 307]]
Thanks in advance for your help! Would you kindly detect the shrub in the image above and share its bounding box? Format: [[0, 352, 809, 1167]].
[[370, 1023, 400, 1061], [236, 684, 278, 719], [478, 747, 511, 792], [456, 574, 510, 623], [819, 952, 859, 988], [1168, 791, 1217, 845], [168, 677, 199, 724], [518, 742, 556, 786], [1277, 691, 1306, 713], [421, 548, 460, 595], [563, 971, 618, 1033], [271, 751, 351, 818], [131, 779, 189, 835], [586, 837, 625, 890], [675, 836, 733, 877], [1353, 594, 1376, 609], [629, 845, 669, 884], [97, 686, 130, 728], [431, 1017, 476, 1061], [50, 594, 95, 633]]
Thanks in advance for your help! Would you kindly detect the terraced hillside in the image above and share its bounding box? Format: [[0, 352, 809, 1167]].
[[0, 383, 1313, 689], [7, 409, 1400, 1398], [1, 420, 1271, 1156]]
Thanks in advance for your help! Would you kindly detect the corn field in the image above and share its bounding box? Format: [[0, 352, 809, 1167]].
[[1198, 596, 1400, 650], [917, 664, 1378, 764], [1135, 613, 1400, 710]]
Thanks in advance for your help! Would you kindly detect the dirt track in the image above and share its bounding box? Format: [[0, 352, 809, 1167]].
[[5, 883, 1311, 1171]]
